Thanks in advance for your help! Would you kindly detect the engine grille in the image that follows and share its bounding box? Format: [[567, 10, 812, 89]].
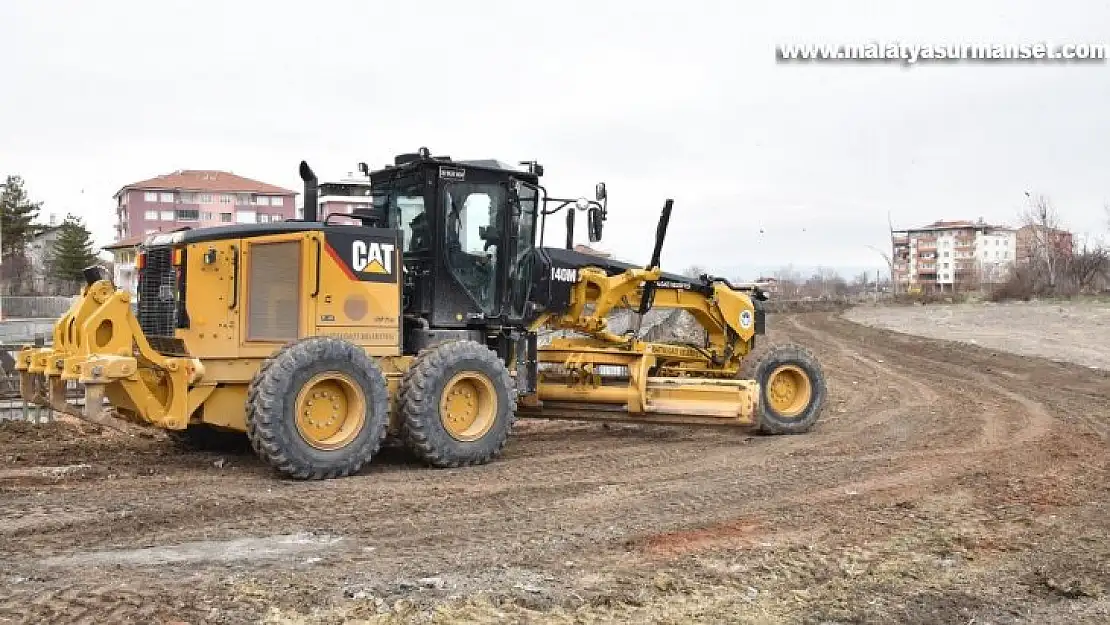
[[137, 247, 180, 338], [246, 241, 301, 341]]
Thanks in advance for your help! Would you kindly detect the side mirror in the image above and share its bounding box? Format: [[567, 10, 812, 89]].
[[587, 206, 604, 242], [595, 182, 607, 201]]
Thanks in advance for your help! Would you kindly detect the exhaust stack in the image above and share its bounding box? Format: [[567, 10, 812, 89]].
[[299, 161, 318, 222]]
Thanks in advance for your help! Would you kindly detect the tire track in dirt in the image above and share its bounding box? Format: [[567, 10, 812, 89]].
[[621, 313, 1085, 562], [787, 314, 1052, 455], [0, 312, 1104, 624]]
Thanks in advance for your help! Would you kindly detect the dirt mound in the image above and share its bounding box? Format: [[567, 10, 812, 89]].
[[0, 419, 90, 445]]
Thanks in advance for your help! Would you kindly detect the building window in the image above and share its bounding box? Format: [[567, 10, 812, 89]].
[[943, 251, 949, 257], [160, 192, 174, 203], [176, 209, 200, 221], [198, 194, 212, 203], [236, 210, 256, 224], [254, 196, 270, 207], [271, 196, 284, 207], [258, 214, 270, 223], [160, 210, 174, 221], [201, 212, 214, 220], [144, 191, 159, 202], [219, 194, 233, 204], [144, 210, 159, 220], [943, 263, 949, 269], [236, 193, 251, 205], [220, 213, 233, 223]]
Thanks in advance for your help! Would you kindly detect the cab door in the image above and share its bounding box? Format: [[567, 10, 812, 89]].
[[433, 175, 510, 327]]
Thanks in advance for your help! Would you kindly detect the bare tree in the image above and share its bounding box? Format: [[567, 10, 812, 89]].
[[1067, 236, 1109, 293], [1019, 193, 1069, 289], [682, 265, 707, 280], [771, 265, 802, 298], [803, 266, 847, 298]]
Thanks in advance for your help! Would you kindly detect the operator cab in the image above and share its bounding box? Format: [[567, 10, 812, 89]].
[[365, 148, 607, 337]]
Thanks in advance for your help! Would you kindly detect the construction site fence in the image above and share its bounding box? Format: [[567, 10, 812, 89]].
[[1, 296, 77, 320]]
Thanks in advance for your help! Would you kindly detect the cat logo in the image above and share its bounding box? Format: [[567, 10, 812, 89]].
[[352, 240, 394, 275]]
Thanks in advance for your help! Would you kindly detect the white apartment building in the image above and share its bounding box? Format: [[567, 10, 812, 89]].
[[893, 220, 1016, 291]]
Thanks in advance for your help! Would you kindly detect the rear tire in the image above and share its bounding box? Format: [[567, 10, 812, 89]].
[[740, 341, 827, 434], [399, 339, 515, 468], [246, 336, 389, 480]]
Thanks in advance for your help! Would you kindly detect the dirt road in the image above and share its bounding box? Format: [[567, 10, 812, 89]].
[[1, 313, 1107, 624]]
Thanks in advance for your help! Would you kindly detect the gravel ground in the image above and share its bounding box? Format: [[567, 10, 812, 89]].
[[843, 300, 1110, 371]]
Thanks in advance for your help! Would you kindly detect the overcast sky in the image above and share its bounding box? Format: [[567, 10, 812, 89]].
[[2, 0, 1108, 279]]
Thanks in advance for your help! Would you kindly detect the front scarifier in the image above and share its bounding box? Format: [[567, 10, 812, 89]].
[[14, 267, 203, 434]]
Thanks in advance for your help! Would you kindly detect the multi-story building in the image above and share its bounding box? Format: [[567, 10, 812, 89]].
[[102, 234, 146, 297], [112, 170, 297, 241], [1016, 224, 1074, 263], [892, 219, 1017, 292], [318, 172, 373, 218]]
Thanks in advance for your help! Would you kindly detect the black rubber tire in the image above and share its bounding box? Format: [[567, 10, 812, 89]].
[[399, 339, 516, 468], [245, 336, 389, 480], [740, 341, 827, 434], [167, 425, 250, 454]]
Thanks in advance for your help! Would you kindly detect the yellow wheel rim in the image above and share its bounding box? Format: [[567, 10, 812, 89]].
[[766, 364, 813, 417], [440, 372, 497, 442], [294, 372, 366, 450]]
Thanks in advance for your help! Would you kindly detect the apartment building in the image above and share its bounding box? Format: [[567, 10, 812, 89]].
[[892, 219, 1017, 291], [318, 172, 373, 217], [102, 234, 144, 296], [112, 170, 297, 240], [1016, 224, 1074, 262]]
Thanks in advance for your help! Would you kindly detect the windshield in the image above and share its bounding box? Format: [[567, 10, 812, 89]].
[[373, 180, 427, 253]]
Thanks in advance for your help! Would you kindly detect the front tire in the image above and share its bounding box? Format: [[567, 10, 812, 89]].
[[246, 336, 389, 480], [740, 342, 827, 434], [399, 340, 516, 468]]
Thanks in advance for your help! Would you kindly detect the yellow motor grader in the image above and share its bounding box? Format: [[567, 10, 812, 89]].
[[15, 148, 826, 479]]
